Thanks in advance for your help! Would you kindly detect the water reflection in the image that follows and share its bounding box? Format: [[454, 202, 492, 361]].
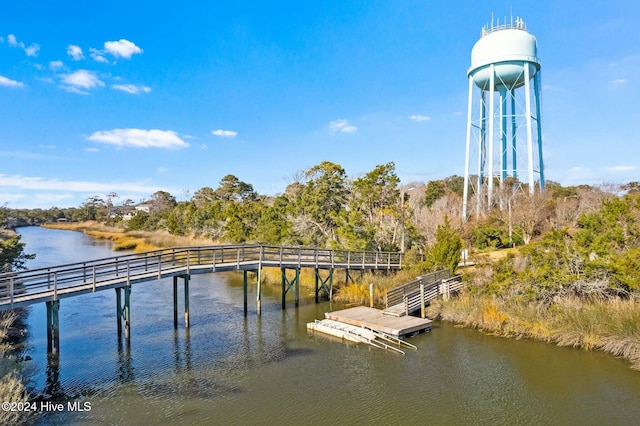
[[116, 338, 133, 384], [14, 226, 640, 425], [43, 355, 62, 399]]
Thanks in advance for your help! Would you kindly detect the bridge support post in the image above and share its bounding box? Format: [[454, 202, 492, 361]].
[[172, 275, 190, 328], [257, 267, 262, 315], [314, 269, 333, 303], [173, 277, 178, 328], [345, 269, 355, 284], [184, 275, 190, 328], [281, 268, 300, 309], [46, 300, 60, 356], [115, 286, 131, 340], [243, 270, 248, 316]]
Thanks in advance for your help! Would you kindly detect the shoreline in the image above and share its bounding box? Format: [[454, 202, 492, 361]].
[[40, 222, 640, 371]]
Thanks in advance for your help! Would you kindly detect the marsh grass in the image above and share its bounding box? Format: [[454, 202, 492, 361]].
[[0, 312, 29, 425], [428, 294, 640, 370], [44, 222, 213, 252]]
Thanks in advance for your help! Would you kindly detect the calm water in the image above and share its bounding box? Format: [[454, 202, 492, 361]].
[[16, 226, 640, 425]]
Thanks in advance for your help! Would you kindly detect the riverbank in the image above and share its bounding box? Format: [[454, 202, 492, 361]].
[[426, 294, 640, 370], [41, 221, 640, 371], [42, 221, 213, 252], [0, 231, 30, 425]]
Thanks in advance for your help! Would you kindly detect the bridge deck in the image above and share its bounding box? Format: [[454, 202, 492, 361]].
[[0, 243, 403, 310]]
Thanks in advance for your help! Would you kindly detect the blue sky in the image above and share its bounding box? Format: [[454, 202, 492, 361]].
[[1, 0, 639, 209]]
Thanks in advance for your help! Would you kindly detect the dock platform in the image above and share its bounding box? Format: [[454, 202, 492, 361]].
[[325, 306, 432, 338]]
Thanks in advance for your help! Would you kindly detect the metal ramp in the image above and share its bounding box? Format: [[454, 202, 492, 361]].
[[307, 319, 417, 355]]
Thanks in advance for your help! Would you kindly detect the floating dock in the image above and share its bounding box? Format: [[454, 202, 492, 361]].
[[307, 318, 417, 354]]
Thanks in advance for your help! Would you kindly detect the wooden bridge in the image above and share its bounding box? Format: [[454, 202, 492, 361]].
[[0, 243, 402, 355]]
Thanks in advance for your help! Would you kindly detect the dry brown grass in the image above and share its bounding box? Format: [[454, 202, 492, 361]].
[[428, 293, 640, 370], [43, 222, 214, 252], [0, 312, 29, 425]]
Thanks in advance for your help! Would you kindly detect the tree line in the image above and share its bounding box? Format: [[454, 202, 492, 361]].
[[4, 161, 640, 258]]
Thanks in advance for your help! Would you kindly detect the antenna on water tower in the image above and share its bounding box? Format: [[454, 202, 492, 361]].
[[461, 16, 544, 221]]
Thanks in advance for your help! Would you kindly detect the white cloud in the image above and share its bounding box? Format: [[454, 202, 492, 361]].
[[568, 166, 583, 172], [87, 128, 189, 149], [6, 34, 39, 56], [89, 48, 109, 63], [24, 44, 39, 57], [111, 84, 151, 94], [0, 75, 25, 88], [67, 44, 84, 60], [103, 39, 143, 59], [606, 165, 635, 172], [609, 78, 627, 84], [49, 60, 64, 70], [211, 129, 238, 138], [60, 70, 104, 94], [329, 119, 357, 133], [0, 174, 165, 193], [408, 115, 431, 122]]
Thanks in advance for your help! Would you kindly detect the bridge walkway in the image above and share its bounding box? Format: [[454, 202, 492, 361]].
[[0, 243, 402, 310]]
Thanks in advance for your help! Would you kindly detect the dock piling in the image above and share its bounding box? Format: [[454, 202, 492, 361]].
[[46, 300, 60, 355]]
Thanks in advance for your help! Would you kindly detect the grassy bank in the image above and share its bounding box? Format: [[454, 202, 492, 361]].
[[43, 221, 213, 252], [426, 293, 640, 370], [0, 312, 29, 425]]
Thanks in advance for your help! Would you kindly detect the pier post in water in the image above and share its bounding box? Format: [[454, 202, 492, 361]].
[[314, 268, 333, 303], [281, 268, 300, 309], [243, 270, 248, 316], [45, 300, 60, 356], [115, 286, 131, 340], [183, 275, 190, 328], [257, 267, 262, 315], [172, 274, 190, 328]]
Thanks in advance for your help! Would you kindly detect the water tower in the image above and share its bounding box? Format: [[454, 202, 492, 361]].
[[462, 16, 544, 220]]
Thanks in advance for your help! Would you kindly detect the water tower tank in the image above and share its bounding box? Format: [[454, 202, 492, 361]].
[[468, 23, 541, 90]]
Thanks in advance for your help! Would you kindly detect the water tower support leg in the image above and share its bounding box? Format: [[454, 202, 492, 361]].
[[500, 89, 507, 184], [477, 91, 486, 218], [524, 64, 535, 195], [487, 65, 495, 207], [534, 71, 545, 190], [462, 76, 474, 221], [511, 90, 517, 178]]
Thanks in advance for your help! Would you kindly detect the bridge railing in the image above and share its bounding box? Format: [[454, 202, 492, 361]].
[[0, 244, 402, 310], [385, 269, 451, 310]]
